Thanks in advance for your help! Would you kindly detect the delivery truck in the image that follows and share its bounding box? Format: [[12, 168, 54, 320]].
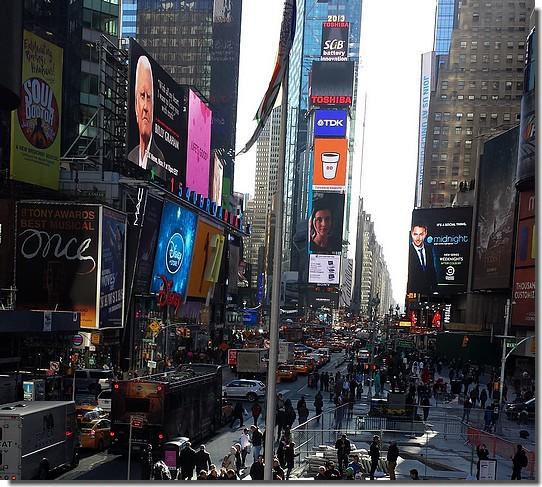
[[0, 400, 79, 480], [235, 348, 268, 379]]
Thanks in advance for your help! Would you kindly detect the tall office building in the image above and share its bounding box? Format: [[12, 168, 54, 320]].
[[284, 0, 363, 271], [134, 0, 243, 203], [415, 0, 534, 208]]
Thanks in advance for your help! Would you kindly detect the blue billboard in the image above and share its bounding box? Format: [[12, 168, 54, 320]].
[[314, 109, 347, 138], [150, 201, 198, 298]]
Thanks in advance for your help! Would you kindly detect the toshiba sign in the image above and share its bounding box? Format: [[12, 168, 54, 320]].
[[310, 95, 352, 106], [309, 61, 354, 107]]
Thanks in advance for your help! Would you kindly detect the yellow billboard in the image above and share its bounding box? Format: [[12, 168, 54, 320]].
[[10, 30, 63, 189]]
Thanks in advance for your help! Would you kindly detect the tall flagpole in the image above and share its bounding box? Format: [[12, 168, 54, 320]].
[[263, 61, 289, 481]]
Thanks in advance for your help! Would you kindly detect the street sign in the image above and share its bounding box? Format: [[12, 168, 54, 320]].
[[131, 416, 145, 429], [149, 321, 161, 333], [91, 332, 101, 346], [49, 361, 59, 372], [147, 360, 157, 369]]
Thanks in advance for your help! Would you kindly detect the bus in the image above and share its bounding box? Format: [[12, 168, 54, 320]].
[[109, 364, 222, 455]]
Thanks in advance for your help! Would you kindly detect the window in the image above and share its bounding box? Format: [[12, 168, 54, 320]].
[[468, 95, 475, 100], [480, 113, 487, 120], [465, 140, 473, 148], [469, 81, 476, 89], [482, 54, 490, 63], [441, 81, 449, 90], [480, 94, 488, 100], [459, 54, 466, 63], [506, 54, 513, 63], [465, 154, 472, 163], [518, 41, 525, 50], [430, 180, 437, 186], [470, 54, 477, 63], [430, 167, 438, 177], [503, 113, 511, 121], [466, 112, 474, 121], [460, 41, 467, 48], [440, 94, 448, 100], [493, 54, 500, 63], [438, 167, 447, 178], [451, 181, 459, 189], [463, 167, 470, 176], [481, 81, 488, 90], [457, 94, 464, 100], [495, 41, 501, 49], [438, 181, 446, 189], [466, 127, 473, 135], [452, 167, 460, 176], [517, 54, 524, 63], [440, 154, 448, 161], [455, 127, 462, 135], [483, 41, 490, 48], [442, 126, 449, 135], [432, 139, 440, 149], [507, 41, 514, 49], [505, 81, 513, 90], [458, 80, 465, 90], [433, 126, 441, 135], [435, 112, 442, 121], [492, 81, 500, 90], [471, 41, 478, 49], [456, 112, 463, 121], [443, 113, 451, 122], [432, 153, 439, 161], [441, 140, 449, 149], [491, 113, 498, 119], [516, 81, 524, 91], [472, 13, 480, 22]]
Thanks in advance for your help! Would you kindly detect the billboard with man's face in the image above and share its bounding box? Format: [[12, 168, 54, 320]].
[[308, 192, 345, 255], [126, 39, 186, 193], [407, 207, 473, 295]]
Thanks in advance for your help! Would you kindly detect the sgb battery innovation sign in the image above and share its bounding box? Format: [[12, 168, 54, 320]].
[[321, 21, 349, 61], [314, 109, 347, 138]]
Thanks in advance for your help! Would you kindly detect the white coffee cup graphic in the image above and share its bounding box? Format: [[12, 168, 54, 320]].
[[321, 152, 340, 179]]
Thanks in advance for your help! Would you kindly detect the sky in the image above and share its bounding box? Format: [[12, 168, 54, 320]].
[[234, 0, 437, 305]]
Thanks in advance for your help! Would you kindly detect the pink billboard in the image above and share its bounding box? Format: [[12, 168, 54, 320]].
[[186, 89, 212, 197]]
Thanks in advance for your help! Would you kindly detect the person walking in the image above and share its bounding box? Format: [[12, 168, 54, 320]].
[[334, 433, 352, 474], [421, 394, 430, 422], [297, 395, 309, 426], [284, 441, 299, 479], [249, 455, 264, 480], [387, 441, 399, 480], [483, 405, 493, 432], [221, 446, 237, 472], [480, 388, 488, 410], [461, 396, 473, 423], [285, 399, 297, 430], [314, 390, 324, 421], [251, 401, 262, 426], [511, 444, 528, 480], [230, 400, 244, 429], [239, 429, 251, 468], [179, 441, 196, 480], [250, 425, 263, 462], [476, 443, 489, 480], [194, 444, 212, 475], [233, 443, 242, 475], [369, 435, 381, 480]]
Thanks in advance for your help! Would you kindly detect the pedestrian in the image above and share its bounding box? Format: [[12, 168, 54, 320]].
[[221, 446, 237, 472], [194, 444, 212, 474], [421, 395, 430, 422], [409, 468, 420, 480], [347, 455, 363, 478], [369, 435, 381, 480], [249, 455, 264, 480], [315, 466, 327, 480], [284, 441, 299, 479], [239, 429, 251, 468], [314, 390, 324, 421], [461, 396, 472, 423], [179, 441, 196, 480], [250, 425, 263, 462], [277, 392, 285, 411], [251, 400, 262, 426], [272, 458, 285, 480], [511, 444, 528, 480], [140, 444, 153, 480], [480, 388, 488, 410], [476, 443, 489, 480], [297, 395, 309, 425], [323, 461, 341, 480], [285, 399, 296, 429], [483, 405, 493, 432], [334, 433, 352, 474], [387, 440, 399, 481], [230, 400, 244, 429]]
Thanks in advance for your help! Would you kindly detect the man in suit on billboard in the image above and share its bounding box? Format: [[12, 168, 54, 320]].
[[127, 55, 166, 180], [408, 223, 438, 294]]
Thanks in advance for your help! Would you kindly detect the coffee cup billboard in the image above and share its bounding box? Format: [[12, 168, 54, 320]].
[[313, 138, 347, 191]]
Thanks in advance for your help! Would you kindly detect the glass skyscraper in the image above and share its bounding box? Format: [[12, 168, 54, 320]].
[[121, 0, 137, 40], [283, 0, 363, 271], [433, 0, 459, 56]]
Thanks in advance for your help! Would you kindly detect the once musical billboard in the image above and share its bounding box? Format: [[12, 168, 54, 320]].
[[312, 138, 348, 191], [321, 21, 349, 61], [10, 30, 63, 190], [308, 192, 345, 255], [407, 207, 473, 295], [126, 39, 186, 193]]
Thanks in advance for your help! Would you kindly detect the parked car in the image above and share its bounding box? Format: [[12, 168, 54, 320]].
[[79, 418, 111, 450], [74, 369, 114, 395], [97, 389, 112, 412], [76, 405, 106, 425], [276, 365, 297, 383], [222, 379, 266, 402], [505, 398, 535, 422]]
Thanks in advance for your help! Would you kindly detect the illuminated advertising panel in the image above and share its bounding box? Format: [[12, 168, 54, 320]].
[[407, 207, 473, 295], [126, 39, 186, 193], [309, 254, 341, 284], [186, 89, 212, 197], [10, 30, 63, 190], [212, 154, 224, 204], [312, 138, 348, 191], [309, 61, 354, 107], [321, 21, 349, 61], [150, 202, 198, 300], [308, 192, 345, 255], [313, 109, 347, 138]]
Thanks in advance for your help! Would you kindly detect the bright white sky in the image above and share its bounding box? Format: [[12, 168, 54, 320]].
[[234, 0, 437, 305]]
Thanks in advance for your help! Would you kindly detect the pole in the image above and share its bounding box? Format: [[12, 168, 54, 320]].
[[127, 416, 133, 480], [497, 299, 510, 433], [263, 62, 289, 481], [72, 364, 76, 402]]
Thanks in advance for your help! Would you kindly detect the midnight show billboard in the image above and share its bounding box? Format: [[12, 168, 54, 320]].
[[126, 39, 186, 193], [407, 207, 473, 295]]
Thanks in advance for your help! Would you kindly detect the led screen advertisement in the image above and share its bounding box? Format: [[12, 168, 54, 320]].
[[150, 201, 198, 301], [186, 89, 212, 197], [314, 109, 347, 138], [309, 192, 345, 255], [10, 30, 63, 190], [309, 61, 354, 107], [472, 127, 518, 290], [312, 138, 348, 191], [321, 21, 349, 61], [16, 202, 100, 328], [309, 254, 341, 285], [407, 207, 473, 295], [212, 154, 224, 204], [126, 39, 185, 193]]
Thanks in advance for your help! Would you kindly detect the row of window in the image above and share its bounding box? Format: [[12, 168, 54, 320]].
[[466, 1, 528, 7], [439, 94, 523, 101], [433, 112, 518, 124], [459, 40, 526, 50], [457, 53, 524, 63], [441, 80, 524, 90], [431, 153, 474, 164], [430, 178, 469, 189]]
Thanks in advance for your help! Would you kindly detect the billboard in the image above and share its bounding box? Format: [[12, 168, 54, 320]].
[[309, 192, 345, 254], [99, 207, 126, 329], [0, 200, 15, 290], [10, 30, 63, 190], [186, 89, 212, 197], [150, 202, 198, 300], [309, 254, 341, 284], [312, 138, 348, 191], [407, 207, 473, 295], [314, 109, 347, 138], [126, 39, 186, 193], [307, 286, 340, 308], [212, 154, 224, 204], [187, 220, 224, 299], [309, 61, 354, 107], [321, 21, 349, 61], [16, 202, 100, 328], [511, 190, 535, 327], [473, 127, 518, 290]]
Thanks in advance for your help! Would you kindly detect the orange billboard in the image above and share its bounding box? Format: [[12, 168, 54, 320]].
[[313, 138, 348, 191], [187, 220, 224, 299]]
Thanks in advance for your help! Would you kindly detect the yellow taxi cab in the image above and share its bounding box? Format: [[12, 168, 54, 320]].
[[294, 359, 314, 375], [276, 365, 298, 383], [80, 418, 112, 450]]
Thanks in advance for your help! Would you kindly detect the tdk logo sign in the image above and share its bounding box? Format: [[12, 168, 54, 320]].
[[166, 233, 185, 274], [314, 109, 347, 138]]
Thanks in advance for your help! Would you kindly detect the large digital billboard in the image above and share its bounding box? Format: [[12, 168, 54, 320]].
[[309, 192, 345, 255], [16, 202, 100, 328], [407, 207, 473, 295], [314, 109, 347, 138], [126, 39, 186, 193], [309, 254, 341, 285], [321, 21, 349, 61], [186, 89, 212, 197], [312, 138, 348, 191], [472, 127, 518, 290], [309, 61, 354, 107], [10, 30, 63, 190], [211, 154, 224, 204], [150, 202, 198, 300]]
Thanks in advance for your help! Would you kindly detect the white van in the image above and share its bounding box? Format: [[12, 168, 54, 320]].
[[97, 389, 112, 412], [74, 369, 114, 395]]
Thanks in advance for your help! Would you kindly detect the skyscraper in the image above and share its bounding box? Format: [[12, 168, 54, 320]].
[[415, 0, 534, 208], [284, 0, 363, 271]]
